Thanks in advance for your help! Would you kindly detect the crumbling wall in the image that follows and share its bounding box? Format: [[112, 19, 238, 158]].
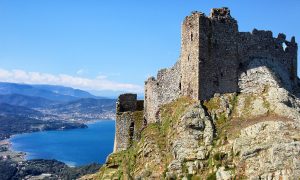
[[114, 94, 144, 152], [114, 112, 134, 152], [238, 30, 298, 92], [144, 62, 181, 123], [144, 77, 159, 124]]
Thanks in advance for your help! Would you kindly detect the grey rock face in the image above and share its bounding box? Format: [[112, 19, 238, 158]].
[[167, 104, 214, 176], [233, 121, 300, 179], [238, 58, 293, 94], [236, 62, 300, 120]]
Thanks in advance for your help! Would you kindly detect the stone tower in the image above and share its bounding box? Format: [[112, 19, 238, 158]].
[[180, 8, 240, 100]]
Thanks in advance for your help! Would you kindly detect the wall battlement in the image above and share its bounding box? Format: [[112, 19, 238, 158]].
[[209, 7, 231, 19]]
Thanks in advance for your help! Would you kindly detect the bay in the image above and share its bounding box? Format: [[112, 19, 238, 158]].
[[10, 120, 115, 167]]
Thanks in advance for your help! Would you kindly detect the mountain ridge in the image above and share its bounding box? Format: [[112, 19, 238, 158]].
[[0, 82, 105, 102]]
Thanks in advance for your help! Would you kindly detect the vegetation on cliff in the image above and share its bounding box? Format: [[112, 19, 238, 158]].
[[86, 97, 195, 179]]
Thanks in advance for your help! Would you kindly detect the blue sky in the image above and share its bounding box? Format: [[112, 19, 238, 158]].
[[0, 0, 299, 97]]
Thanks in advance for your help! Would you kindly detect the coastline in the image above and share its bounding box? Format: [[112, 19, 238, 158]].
[[84, 118, 115, 125], [0, 139, 26, 162], [1, 119, 115, 165], [0, 121, 87, 163]]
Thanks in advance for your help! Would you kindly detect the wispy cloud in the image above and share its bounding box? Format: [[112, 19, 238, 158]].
[[76, 69, 86, 75], [0, 68, 143, 93]]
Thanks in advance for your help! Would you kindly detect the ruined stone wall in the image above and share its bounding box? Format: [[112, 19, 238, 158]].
[[144, 77, 159, 124], [144, 62, 181, 123], [114, 112, 134, 152], [237, 30, 298, 91], [114, 94, 144, 152]]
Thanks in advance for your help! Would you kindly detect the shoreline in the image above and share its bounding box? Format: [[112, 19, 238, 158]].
[[84, 118, 115, 125], [6, 119, 115, 141], [1, 119, 115, 166], [0, 139, 26, 162]]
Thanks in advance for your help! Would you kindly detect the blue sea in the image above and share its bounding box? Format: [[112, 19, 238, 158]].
[[10, 120, 115, 167]]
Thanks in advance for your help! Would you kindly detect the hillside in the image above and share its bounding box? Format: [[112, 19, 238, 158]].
[[0, 93, 116, 121], [42, 98, 116, 121], [0, 103, 44, 118], [50, 98, 115, 114], [0, 113, 86, 141], [0, 94, 57, 108], [32, 84, 101, 99]]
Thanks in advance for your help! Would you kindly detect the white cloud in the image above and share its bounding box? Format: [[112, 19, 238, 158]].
[[76, 69, 85, 75], [0, 68, 143, 93]]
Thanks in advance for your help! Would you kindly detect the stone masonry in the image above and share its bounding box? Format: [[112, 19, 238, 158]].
[[144, 7, 298, 123], [113, 93, 144, 152]]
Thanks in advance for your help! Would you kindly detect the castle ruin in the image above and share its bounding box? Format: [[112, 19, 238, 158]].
[[114, 7, 298, 152], [145, 7, 298, 123]]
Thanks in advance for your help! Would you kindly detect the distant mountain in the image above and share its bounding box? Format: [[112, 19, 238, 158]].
[[0, 114, 86, 140], [32, 84, 103, 99], [0, 103, 86, 140], [52, 98, 116, 113], [0, 82, 102, 102], [0, 103, 44, 118], [0, 94, 57, 108], [47, 98, 116, 120], [0, 93, 116, 121]]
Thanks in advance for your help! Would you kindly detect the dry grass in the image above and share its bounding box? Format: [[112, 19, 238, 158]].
[[225, 115, 293, 139]]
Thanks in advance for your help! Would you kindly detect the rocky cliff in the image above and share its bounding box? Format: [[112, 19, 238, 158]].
[[82, 7, 300, 180]]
